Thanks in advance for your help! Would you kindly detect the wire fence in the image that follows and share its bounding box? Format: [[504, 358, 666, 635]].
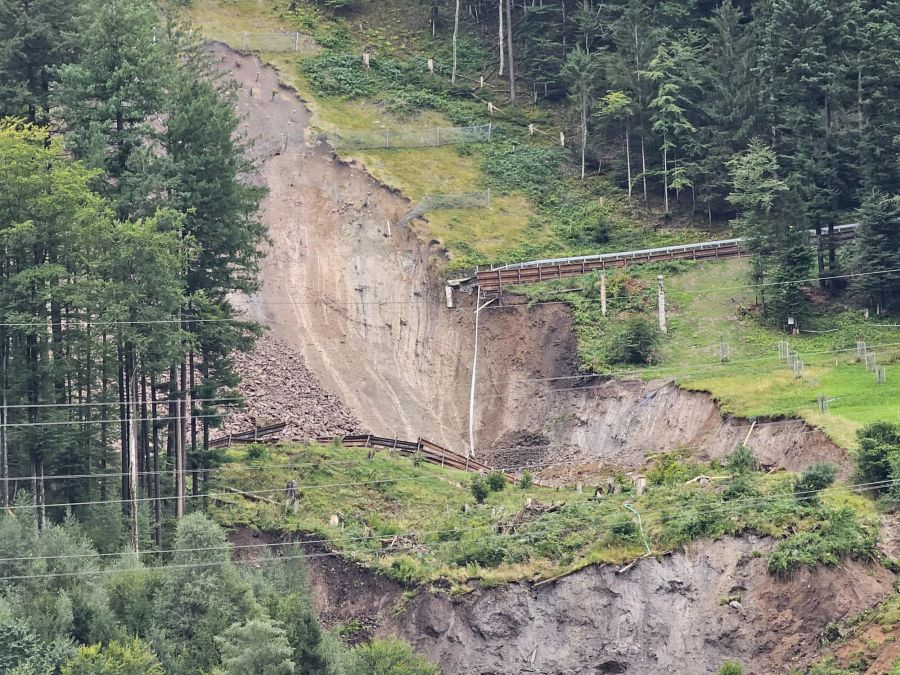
[[211, 31, 306, 52], [402, 190, 491, 224], [328, 124, 492, 150]]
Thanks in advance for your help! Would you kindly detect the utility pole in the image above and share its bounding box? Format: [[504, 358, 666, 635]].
[[128, 351, 140, 554], [657, 275, 667, 334], [505, 0, 516, 103], [451, 0, 460, 83], [468, 295, 496, 459], [600, 272, 607, 317]]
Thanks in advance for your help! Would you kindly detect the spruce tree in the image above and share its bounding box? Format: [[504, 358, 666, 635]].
[[853, 190, 900, 311]]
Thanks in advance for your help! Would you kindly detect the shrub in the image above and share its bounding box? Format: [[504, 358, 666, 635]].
[[854, 421, 900, 486], [519, 471, 533, 489], [470, 477, 490, 504], [647, 452, 695, 486], [717, 661, 744, 675], [722, 477, 759, 501], [727, 445, 759, 474], [246, 444, 269, 462], [348, 639, 439, 675], [605, 514, 638, 544], [794, 463, 838, 504], [451, 537, 507, 568], [486, 472, 507, 492], [606, 316, 661, 366], [768, 507, 876, 574]]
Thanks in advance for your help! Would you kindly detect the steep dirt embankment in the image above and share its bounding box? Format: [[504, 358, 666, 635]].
[[215, 43, 848, 474], [297, 534, 893, 675]]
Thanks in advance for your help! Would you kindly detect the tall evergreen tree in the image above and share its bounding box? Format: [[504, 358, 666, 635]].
[[0, 0, 75, 122], [853, 190, 900, 311]]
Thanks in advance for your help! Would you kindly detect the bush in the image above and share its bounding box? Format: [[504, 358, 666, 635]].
[[246, 444, 269, 462], [647, 452, 696, 486], [727, 445, 759, 474], [794, 463, 838, 504], [717, 661, 744, 675], [451, 537, 508, 568], [722, 477, 759, 501], [854, 421, 900, 486], [519, 471, 533, 489], [486, 472, 507, 492], [606, 316, 661, 366], [348, 639, 439, 675], [768, 507, 876, 574], [470, 477, 490, 504], [604, 514, 638, 544]]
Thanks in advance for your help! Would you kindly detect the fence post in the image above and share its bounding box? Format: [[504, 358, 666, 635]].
[[294, 32, 300, 51], [488, 101, 494, 115], [363, 52, 370, 68], [384, 129, 389, 149], [529, 123, 535, 136], [479, 75, 484, 88], [559, 131, 565, 147], [242, 31, 247, 50], [487, 123, 492, 142], [427, 58, 434, 74]]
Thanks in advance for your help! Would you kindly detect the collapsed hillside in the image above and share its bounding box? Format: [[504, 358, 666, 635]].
[[219, 43, 849, 476], [235, 527, 893, 675]]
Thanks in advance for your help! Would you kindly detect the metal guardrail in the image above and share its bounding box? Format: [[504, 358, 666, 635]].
[[489, 223, 860, 273], [473, 223, 860, 291], [315, 434, 511, 478]]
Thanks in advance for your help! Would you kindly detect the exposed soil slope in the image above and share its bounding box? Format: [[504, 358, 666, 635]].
[[215, 43, 849, 474], [232, 529, 894, 675]]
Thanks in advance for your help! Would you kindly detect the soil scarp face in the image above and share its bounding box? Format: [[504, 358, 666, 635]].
[[215, 41, 850, 478]]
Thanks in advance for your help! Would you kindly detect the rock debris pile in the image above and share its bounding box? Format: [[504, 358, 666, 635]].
[[224, 338, 361, 441]]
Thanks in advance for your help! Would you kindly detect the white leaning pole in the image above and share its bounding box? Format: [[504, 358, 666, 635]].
[[468, 295, 496, 460]]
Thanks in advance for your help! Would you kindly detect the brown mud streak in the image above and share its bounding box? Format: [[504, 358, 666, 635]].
[[212, 42, 850, 475]]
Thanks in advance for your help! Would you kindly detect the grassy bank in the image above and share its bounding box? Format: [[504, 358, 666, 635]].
[[207, 441, 879, 588], [183, 0, 719, 268], [513, 259, 900, 446]]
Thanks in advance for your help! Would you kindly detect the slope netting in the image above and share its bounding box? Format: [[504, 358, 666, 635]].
[[402, 191, 491, 224], [329, 124, 492, 150], [212, 32, 305, 52]]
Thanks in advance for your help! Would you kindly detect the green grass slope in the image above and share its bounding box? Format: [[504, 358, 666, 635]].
[[208, 441, 880, 589]]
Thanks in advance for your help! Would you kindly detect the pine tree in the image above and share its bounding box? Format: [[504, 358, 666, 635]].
[[0, 0, 75, 122], [561, 47, 600, 179], [853, 190, 900, 311], [54, 0, 169, 221], [694, 0, 760, 221]]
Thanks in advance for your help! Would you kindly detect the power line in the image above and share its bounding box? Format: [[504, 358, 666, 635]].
[[2, 448, 873, 513], [481, 341, 900, 388], [3, 266, 897, 329], [1, 477, 893, 577], [2, 415, 842, 484], [0, 397, 241, 410], [0, 413, 226, 429]]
